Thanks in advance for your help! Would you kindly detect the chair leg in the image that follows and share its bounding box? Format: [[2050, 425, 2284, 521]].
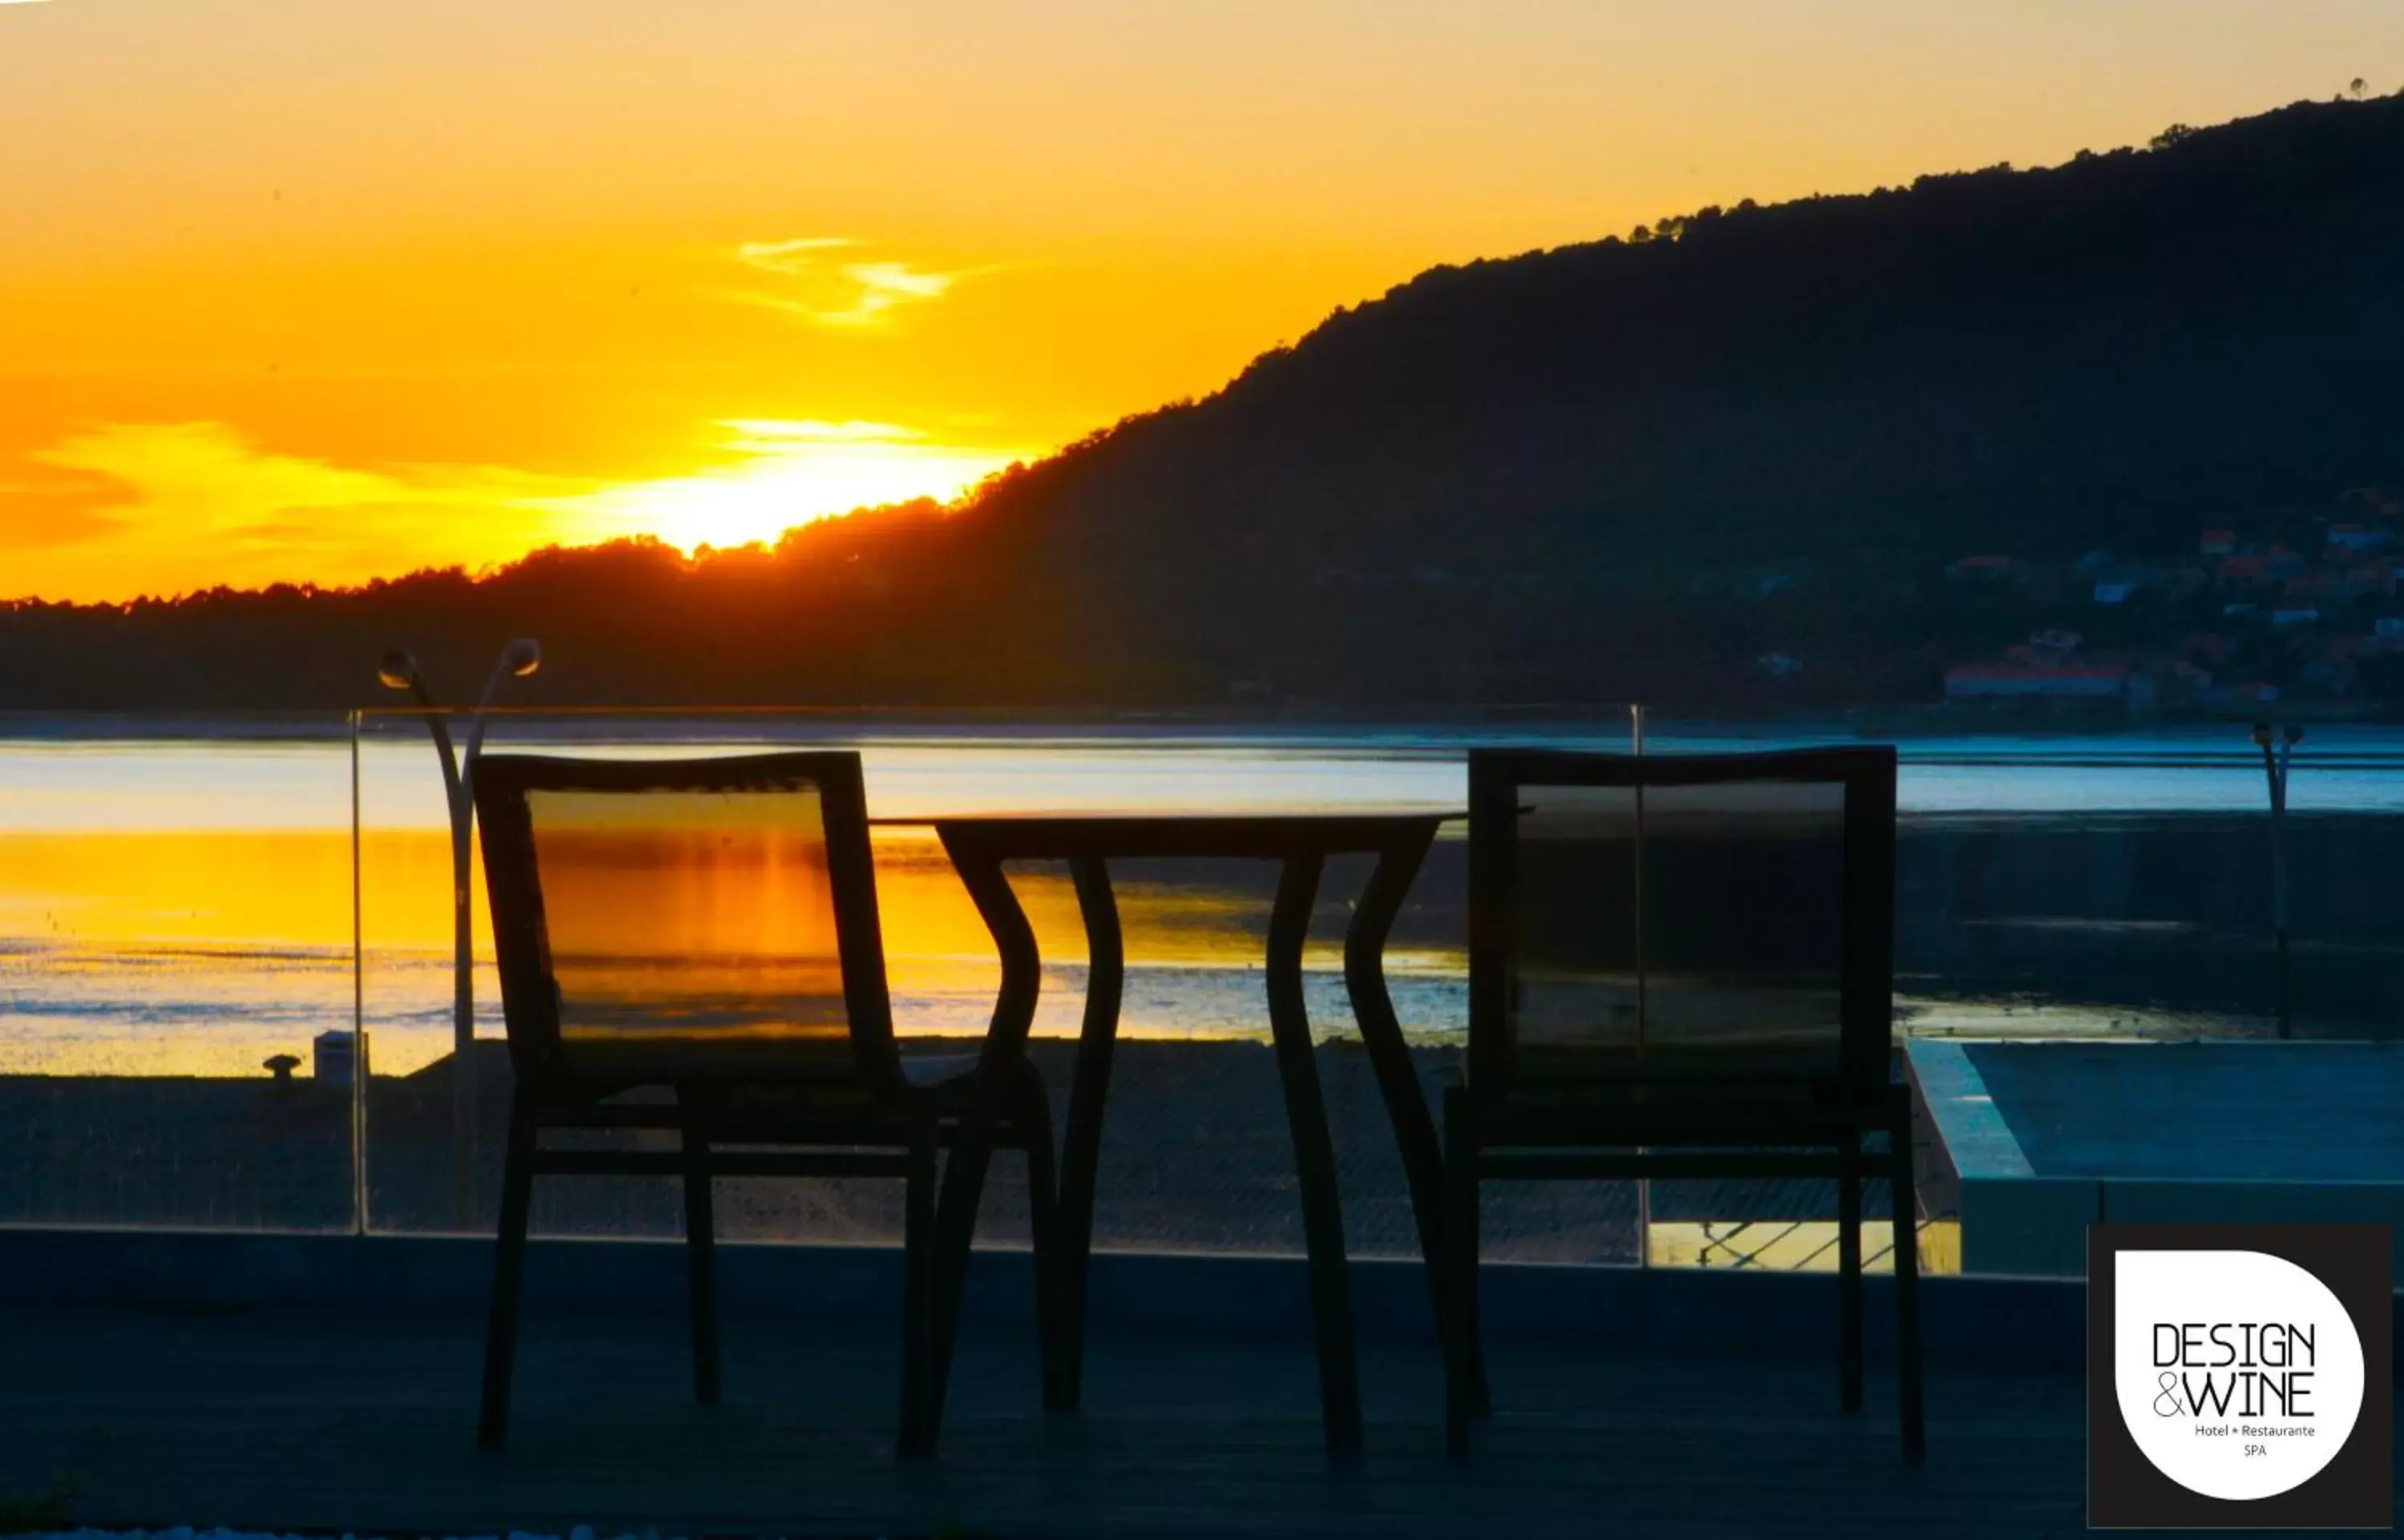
[[681, 1122, 721, 1406], [897, 1126, 940, 1458], [1015, 1064, 1070, 1413], [1838, 1137, 1864, 1413], [477, 1096, 537, 1453], [1442, 1090, 1482, 1456], [1891, 1113, 1926, 1463], [926, 1111, 1002, 1449]]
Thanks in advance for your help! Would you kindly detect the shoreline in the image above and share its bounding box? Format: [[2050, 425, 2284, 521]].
[[6, 708, 2404, 743]]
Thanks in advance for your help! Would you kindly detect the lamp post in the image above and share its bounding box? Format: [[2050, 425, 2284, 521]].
[[2250, 720, 2302, 1041], [379, 639, 542, 1224]]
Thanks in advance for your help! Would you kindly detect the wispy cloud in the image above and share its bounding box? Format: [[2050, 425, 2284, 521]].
[[732, 236, 858, 276], [719, 418, 927, 445], [724, 237, 984, 329]]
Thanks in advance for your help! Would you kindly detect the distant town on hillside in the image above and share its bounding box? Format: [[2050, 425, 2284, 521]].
[[1926, 487, 2404, 715]]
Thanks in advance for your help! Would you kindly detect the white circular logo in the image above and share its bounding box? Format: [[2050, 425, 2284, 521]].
[[2115, 1250, 2366, 1501]]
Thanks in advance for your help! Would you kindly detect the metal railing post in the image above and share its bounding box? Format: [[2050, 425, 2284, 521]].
[[349, 709, 369, 1237], [1631, 702, 1651, 1265], [2252, 721, 2302, 1041]]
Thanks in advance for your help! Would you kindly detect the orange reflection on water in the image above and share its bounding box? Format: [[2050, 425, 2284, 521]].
[[1, 824, 1353, 964], [1, 829, 359, 946], [0, 824, 1446, 1076]]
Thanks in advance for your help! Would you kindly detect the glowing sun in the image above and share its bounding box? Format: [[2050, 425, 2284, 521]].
[[574, 421, 1030, 552]]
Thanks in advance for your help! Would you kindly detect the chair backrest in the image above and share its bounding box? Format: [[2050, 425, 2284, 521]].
[[1466, 746, 1896, 1099], [472, 751, 905, 1099]]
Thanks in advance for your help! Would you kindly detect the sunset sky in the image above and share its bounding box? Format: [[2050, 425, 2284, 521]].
[[5, 0, 2400, 601]]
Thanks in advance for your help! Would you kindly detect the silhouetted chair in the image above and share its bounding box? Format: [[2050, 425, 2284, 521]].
[[1442, 747, 1922, 1458], [470, 751, 1061, 1457]]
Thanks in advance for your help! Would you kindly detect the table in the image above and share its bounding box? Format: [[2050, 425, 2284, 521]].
[[892, 811, 1472, 1456]]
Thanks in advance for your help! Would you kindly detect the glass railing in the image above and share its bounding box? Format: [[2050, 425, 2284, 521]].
[[1637, 716, 2404, 1279], [347, 708, 1636, 1260], [1637, 716, 2404, 1045], [0, 714, 358, 1229], [5, 706, 2387, 1277]]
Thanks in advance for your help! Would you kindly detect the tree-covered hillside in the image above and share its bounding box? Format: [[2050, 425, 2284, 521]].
[[10, 91, 2404, 711]]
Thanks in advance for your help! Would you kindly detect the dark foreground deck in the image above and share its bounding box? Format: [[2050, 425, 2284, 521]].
[[6, 1226, 2382, 1539], [5, 1294, 2091, 1540]]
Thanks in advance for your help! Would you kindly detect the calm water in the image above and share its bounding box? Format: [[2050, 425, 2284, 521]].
[[3, 716, 2398, 1076]]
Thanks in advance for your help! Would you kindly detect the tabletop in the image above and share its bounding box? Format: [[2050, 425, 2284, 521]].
[[870, 808, 1462, 859]]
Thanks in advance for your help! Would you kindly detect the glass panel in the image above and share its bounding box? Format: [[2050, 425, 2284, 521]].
[[1628, 720, 2400, 1044], [1511, 783, 1641, 1056], [1632, 780, 1845, 1070], [346, 706, 1640, 1260], [0, 716, 358, 1230], [0, 703, 1650, 1258], [1511, 777, 1845, 1078], [523, 785, 855, 1080], [20, 706, 2399, 1278], [1624, 720, 2404, 1280]]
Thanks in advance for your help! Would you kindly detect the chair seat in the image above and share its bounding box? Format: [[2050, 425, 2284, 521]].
[[522, 1048, 1039, 1148], [536, 1033, 986, 1090], [552, 1030, 855, 1086], [901, 1052, 981, 1089], [1515, 1045, 1841, 1083]]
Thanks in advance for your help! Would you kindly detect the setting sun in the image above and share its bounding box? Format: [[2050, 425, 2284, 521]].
[[565, 421, 1030, 554]]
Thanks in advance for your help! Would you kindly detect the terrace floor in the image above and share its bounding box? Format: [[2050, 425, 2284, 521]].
[[4, 1289, 2123, 1540]]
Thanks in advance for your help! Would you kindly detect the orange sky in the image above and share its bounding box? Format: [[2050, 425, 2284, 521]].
[[4, 0, 2400, 601]]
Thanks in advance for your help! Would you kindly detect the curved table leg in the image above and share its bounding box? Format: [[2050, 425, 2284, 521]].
[[925, 834, 1044, 1445], [1345, 826, 1490, 1414], [1057, 853, 1123, 1411], [1265, 852, 1365, 1457]]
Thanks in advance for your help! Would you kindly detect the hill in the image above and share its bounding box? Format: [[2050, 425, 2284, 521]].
[[10, 91, 2404, 712]]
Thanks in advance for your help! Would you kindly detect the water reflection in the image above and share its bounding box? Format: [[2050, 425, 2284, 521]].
[[10, 726, 2404, 1078], [0, 820, 1470, 1075]]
